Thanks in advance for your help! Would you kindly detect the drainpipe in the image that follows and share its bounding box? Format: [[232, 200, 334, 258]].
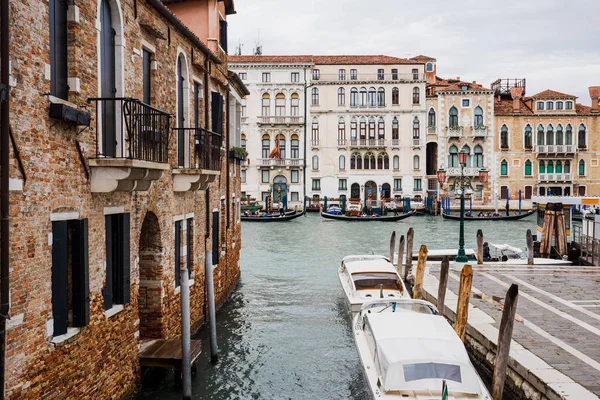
[[204, 57, 210, 240], [0, 0, 10, 398]]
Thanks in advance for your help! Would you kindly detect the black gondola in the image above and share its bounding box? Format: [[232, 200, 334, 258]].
[[321, 210, 416, 221], [241, 210, 305, 222], [441, 209, 536, 221]]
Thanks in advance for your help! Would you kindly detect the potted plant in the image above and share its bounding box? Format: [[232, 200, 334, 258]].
[[229, 146, 248, 161]]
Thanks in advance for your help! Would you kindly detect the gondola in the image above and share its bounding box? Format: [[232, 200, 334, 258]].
[[321, 210, 415, 221], [241, 210, 305, 222], [441, 209, 536, 221]]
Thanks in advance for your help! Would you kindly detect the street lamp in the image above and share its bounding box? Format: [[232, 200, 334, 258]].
[[455, 149, 469, 263]]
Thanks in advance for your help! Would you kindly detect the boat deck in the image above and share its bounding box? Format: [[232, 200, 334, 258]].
[[423, 263, 600, 399]]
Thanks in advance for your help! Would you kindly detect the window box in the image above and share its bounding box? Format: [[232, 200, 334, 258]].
[[49, 101, 91, 126], [229, 146, 248, 161]]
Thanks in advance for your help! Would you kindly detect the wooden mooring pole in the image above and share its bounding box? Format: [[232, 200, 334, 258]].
[[476, 229, 484, 265], [412, 245, 428, 300], [397, 235, 405, 275], [492, 284, 519, 400], [404, 228, 414, 280], [437, 256, 450, 313], [454, 264, 473, 342], [526, 229, 534, 265], [389, 231, 396, 262]]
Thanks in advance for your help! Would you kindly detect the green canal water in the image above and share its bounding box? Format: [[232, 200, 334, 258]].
[[137, 213, 537, 400]]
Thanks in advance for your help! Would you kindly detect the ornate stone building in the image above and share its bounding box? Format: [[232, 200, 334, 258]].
[[4, 0, 246, 398]]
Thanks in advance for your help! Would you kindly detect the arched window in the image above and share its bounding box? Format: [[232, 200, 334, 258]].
[[556, 124, 563, 145], [338, 87, 345, 105], [350, 117, 358, 141], [378, 117, 385, 139], [413, 117, 420, 139], [275, 93, 286, 116], [377, 87, 385, 106], [278, 134, 286, 158], [350, 153, 357, 169], [524, 159, 532, 176], [356, 154, 362, 169], [524, 124, 532, 148], [578, 124, 586, 148], [539, 160, 545, 173], [262, 93, 270, 116], [474, 106, 484, 127], [350, 88, 358, 106], [291, 134, 299, 158], [448, 145, 458, 168], [311, 87, 319, 106], [474, 145, 484, 168], [564, 160, 570, 173], [555, 160, 562, 173], [291, 93, 300, 116], [392, 117, 399, 140], [413, 155, 420, 170], [537, 124, 545, 146], [546, 124, 554, 145], [370, 154, 376, 170], [359, 87, 367, 106], [565, 124, 573, 145], [461, 145, 471, 167], [368, 87, 377, 106], [311, 117, 319, 144], [547, 160, 554, 174], [368, 117, 376, 140], [339, 155, 345, 170], [392, 87, 399, 105], [312, 155, 319, 170], [363, 153, 371, 170], [449, 106, 458, 127], [377, 154, 383, 169], [412, 87, 420, 104], [338, 118, 346, 143], [359, 117, 367, 139], [500, 159, 508, 176], [547, 101, 554, 110], [500, 125, 509, 148], [428, 108, 436, 127], [579, 160, 585, 176], [384, 154, 389, 169], [537, 101, 544, 110], [262, 134, 270, 158], [393, 155, 399, 170], [241, 133, 247, 150], [426, 62, 434, 72]]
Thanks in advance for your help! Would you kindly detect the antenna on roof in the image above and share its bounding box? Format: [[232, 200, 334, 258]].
[[253, 28, 262, 55], [235, 39, 243, 55]]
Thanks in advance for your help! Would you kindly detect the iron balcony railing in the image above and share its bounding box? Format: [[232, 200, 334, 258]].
[[172, 128, 222, 171], [88, 97, 171, 163]]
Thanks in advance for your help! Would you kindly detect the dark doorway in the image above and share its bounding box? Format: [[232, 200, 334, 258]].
[[525, 186, 532, 200], [364, 180, 377, 202], [500, 186, 509, 200], [100, 0, 116, 157], [426, 142, 438, 176], [382, 183, 391, 199], [273, 175, 288, 203], [351, 183, 360, 199]]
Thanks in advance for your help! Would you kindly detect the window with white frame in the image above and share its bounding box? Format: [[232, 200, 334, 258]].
[[391, 69, 398, 80], [311, 87, 319, 105], [414, 178, 422, 190], [338, 87, 345, 105], [412, 87, 420, 104], [394, 178, 402, 191], [275, 93, 286, 116], [291, 93, 300, 116], [339, 69, 346, 81], [413, 155, 420, 169], [377, 69, 384, 80], [291, 72, 299, 82], [312, 69, 320, 80], [537, 101, 544, 110], [262, 93, 270, 116], [312, 179, 321, 191], [350, 88, 358, 106], [339, 179, 347, 190], [312, 155, 319, 170], [339, 155, 345, 170], [261, 170, 269, 183], [546, 101, 554, 110], [291, 170, 299, 183], [565, 101, 573, 110], [462, 99, 470, 107], [262, 72, 271, 82], [239, 72, 247, 80], [350, 69, 357, 80]]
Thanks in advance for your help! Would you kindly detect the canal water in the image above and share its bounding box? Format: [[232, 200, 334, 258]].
[[137, 213, 537, 400]]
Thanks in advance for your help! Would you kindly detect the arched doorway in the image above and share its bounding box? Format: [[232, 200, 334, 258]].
[[364, 180, 377, 202], [382, 183, 391, 199], [138, 211, 165, 339], [273, 175, 288, 203], [426, 142, 438, 176], [351, 183, 360, 199]]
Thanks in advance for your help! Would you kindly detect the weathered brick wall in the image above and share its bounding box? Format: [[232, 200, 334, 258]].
[[5, 0, 241, 398]]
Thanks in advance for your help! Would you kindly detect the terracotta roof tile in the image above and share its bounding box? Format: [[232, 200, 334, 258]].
[[589, 86, 600, 98], [228, 55, 314, 63], [510, 87, 524, 98], [228, 54, 420, 65], [495, 97, 594, 115], [532, 89, 575, 99], [576, 103, 592, 114], [427, 76, 491, 93], [410, 55, 437, 62]]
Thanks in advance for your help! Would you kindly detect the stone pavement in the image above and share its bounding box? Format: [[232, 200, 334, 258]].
[[429, 263, 600, 399]]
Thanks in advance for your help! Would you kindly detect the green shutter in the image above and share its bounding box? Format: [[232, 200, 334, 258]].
[[121, 214, 131, 304], [72, 219, 90, 327], [104, 215, 114, 310], [51, 221, 69, 336], [212, 211, 219, 265], [175, 221, 181, 287]]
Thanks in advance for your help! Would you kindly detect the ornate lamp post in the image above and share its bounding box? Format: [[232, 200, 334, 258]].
[[455, 149, 469, 263]]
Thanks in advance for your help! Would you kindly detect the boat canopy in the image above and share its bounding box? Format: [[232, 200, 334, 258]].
[[342, 256, 396, 275], [489, 243, 522, 254], [365, 313, 482, 395]]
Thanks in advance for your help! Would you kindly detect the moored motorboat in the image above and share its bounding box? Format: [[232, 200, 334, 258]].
[[353, 299, 491, 400], [241, 210, 304, 222], [441, 209, 535, 221], [322, 210, 415, 222], [338, 255, 409, 315]]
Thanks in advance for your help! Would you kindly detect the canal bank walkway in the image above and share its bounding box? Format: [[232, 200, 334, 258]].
[[423, 263, 600, 399]]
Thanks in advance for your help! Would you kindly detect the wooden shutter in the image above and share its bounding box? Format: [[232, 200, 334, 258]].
[[211, 92, 223, 135], [212, 211, 219, 265], [49, 0, 68, 99], [175, 221, 181, 287], [121, 213, 131, 304], [219, 20, 228, 53], [51, 221, 69, 336], [104, 215, 114, 310], [72, 219, 90, 327]]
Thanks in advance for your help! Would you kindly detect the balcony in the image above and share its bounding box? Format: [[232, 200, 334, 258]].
[[257, 116, 304, 125], [427, 126, 436, 134], [391, 139, 400, 149], [536, 145, 577, 156], [256, 158, 303, 169], [311, 139, 320, 149], [172, 128, 222, 192], [87, 97, 170, 193], [316, 72, 426, 82], [412, 138, 421, 148], [241, 116, 249, 124], [349, 138, 387, 149], [446, 167, 484, 177], [446, 126, 463, 138], [337, 139, 347, 149], [538, 173, 573, 182], [472, 126, 488, 137]]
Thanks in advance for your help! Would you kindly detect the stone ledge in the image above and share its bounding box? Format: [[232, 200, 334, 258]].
[[89, 158, 169, 192], [172, 168, 219, 192]]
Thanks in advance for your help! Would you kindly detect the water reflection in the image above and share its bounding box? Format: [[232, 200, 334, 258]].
[[137, 213, 536, 400]]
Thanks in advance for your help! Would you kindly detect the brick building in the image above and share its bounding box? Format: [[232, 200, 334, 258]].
[[493, 80, 600, 200], [4, 0, 246, 398]]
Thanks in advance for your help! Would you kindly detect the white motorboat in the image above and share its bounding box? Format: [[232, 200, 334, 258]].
[[339, 255, 410, 315], [353, 299, 491, 399]]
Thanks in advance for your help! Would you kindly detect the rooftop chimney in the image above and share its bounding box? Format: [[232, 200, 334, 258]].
[[511, 87, 523, 113], [590, 86, 600, 113]]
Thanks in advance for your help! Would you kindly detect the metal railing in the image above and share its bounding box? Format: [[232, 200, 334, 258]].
[[446, 126, 463, 137], [311, 139, 320, 147], [88, 97, 170, 163], [538, 173, 573, 182], [172, 127, 222, 171], [258, 116, 304, 125], [536, 145, 576, 154], [574, 225, 600, 266], [349, 138, 386, 148], [241, 116, 249, 124]]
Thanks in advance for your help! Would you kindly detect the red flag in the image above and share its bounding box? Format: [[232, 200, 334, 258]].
[[269, 136, 281, 159]]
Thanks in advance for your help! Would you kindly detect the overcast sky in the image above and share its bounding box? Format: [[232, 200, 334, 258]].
[[228, 0, 600, 105]]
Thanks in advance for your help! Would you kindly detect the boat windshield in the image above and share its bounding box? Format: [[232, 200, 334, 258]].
[[352, 273, 400, 290], [403, 362, 462, 383]]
